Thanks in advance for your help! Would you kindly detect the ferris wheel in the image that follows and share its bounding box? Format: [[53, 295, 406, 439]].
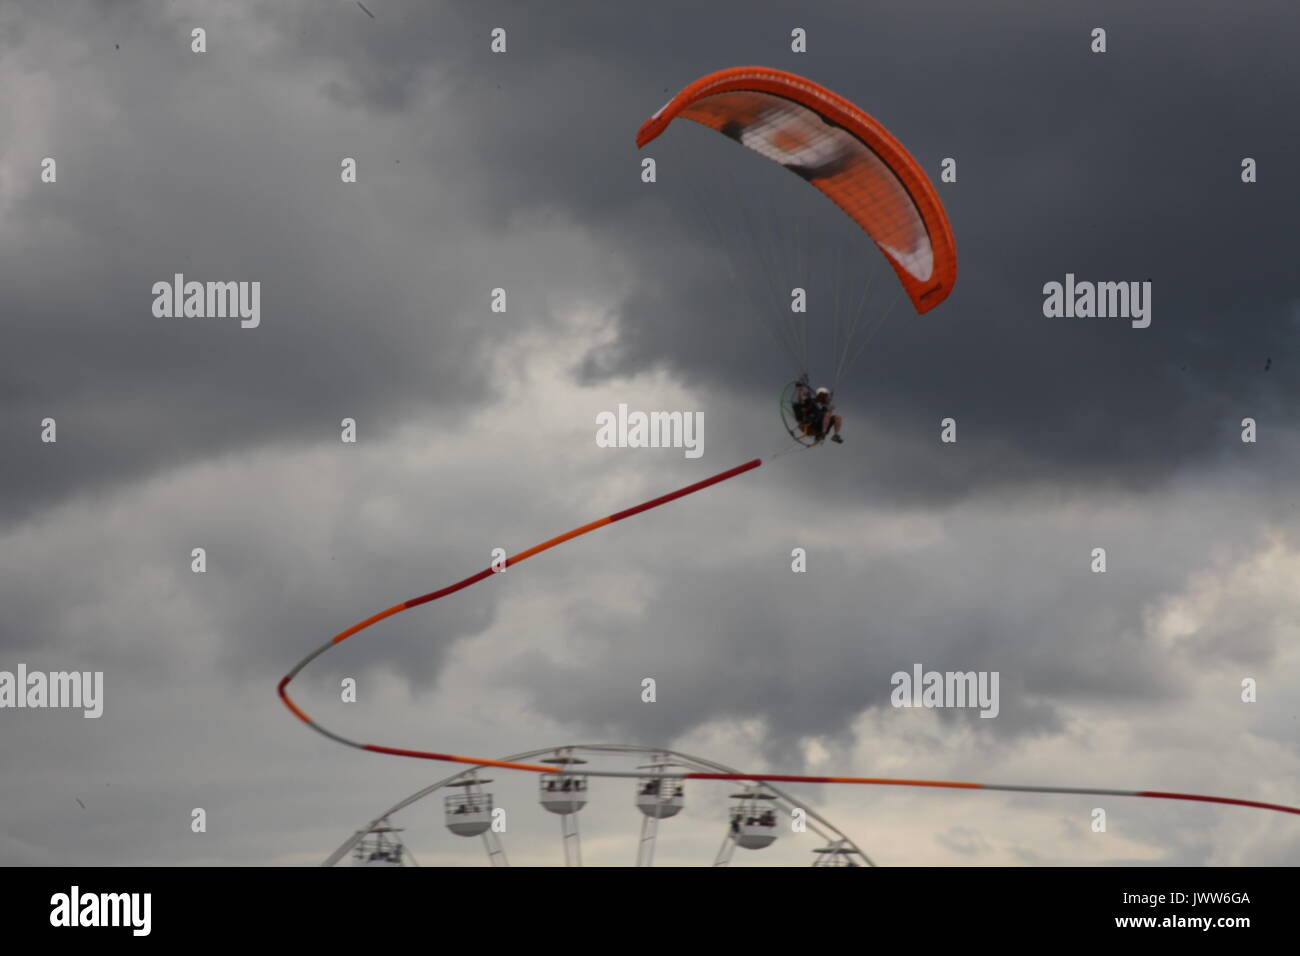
[[323, 743, 872, 868]]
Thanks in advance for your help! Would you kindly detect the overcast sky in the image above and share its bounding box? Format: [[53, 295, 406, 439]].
[[2, 0, 1299, 867]]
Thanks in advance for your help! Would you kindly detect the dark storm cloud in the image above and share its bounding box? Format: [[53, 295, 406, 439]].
[[5, 0, 1298, 524], [305, 0, 1300, 497], [1, 0, 492, 526]]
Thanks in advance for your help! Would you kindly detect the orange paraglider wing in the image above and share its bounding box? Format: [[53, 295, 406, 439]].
[[637, 66, 956, 314]]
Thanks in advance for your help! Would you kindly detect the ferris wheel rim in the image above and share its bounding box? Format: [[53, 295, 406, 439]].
[[322, 741, 873, 867]]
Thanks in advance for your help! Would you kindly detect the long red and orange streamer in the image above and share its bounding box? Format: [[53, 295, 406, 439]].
[[279, 459, 763, 773], [278, 457, 1300, 817]]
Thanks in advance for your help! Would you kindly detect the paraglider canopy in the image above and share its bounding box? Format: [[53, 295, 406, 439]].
[[637, 66, 957, 315]]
